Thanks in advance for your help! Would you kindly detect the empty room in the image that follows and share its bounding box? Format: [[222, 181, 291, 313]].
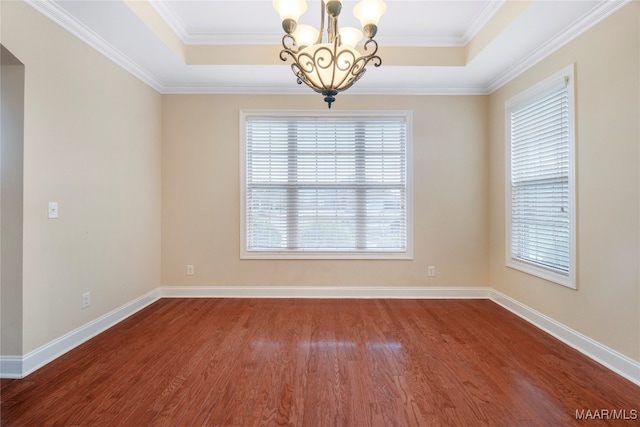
[[1, 0, 639, 425]]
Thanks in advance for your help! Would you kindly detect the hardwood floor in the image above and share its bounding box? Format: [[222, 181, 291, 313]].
[[1, 298, 638, 426]]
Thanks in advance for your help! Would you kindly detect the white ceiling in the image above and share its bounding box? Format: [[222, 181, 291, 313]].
[[29, 0, 628, 95]]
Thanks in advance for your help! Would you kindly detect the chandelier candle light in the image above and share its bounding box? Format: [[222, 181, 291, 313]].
[[273, 0, 387, 108]]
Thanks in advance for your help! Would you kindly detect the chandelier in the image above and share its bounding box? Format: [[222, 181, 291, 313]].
[[273, 0, 387, 108]]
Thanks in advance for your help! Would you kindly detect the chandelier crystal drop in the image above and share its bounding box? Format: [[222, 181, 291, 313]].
[[273, 0, 387, 108]]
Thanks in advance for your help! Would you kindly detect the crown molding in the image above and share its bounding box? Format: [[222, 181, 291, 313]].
[[344, 85, 491, 96], [161, 84, 312, 95], [26, 0, 165, 92], [147, 0, 190, 43], [462, 0, 506, 45], [185, 33, 468, 48], [486, 0, 631, 93], [161, 83, 490, 96]]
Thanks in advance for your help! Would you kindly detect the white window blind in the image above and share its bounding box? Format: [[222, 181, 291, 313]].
[[242, 112, 411, 258], [506, 65, 576, 288]]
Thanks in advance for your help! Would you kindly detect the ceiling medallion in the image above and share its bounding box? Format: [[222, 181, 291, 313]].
[[273, 0, 387, 108]]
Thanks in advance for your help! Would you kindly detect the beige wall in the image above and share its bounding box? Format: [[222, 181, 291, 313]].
[[1, 1, 162, 354], [1, 47, 25, 356], [162, 95, 489, 288], [488, 2, 640, 361]]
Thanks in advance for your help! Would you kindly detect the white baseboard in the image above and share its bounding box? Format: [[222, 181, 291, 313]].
[[0, 356, 23, 379], [160, 285, 492, 299], [3, 285, 639, 387], [1, 288, 160, 379], [489, 289, 640, 387]]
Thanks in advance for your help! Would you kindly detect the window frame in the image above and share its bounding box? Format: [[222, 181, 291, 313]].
[[240, 110, 413, 260], [505, 64, 577, 289]]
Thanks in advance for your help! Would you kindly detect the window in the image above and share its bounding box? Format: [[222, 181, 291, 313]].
[[240, 111, 412, 259], [506, 65, 576, 288]]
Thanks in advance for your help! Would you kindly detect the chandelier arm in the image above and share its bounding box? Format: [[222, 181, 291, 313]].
[[281, 34, 299, 54], [334, 55, 374, 92], [342, 54, 381, 91], [371, 56, 382, 67], [328, 15, 337, 44], [330, 47, 358, 91], [280, 48, 298, 63], [297, 51, 319, 74], [334, 69, 366, 93], [289, 49, 330, 93], [362, 39, 379, 57], [327, 38, 340, 90], [317, 0, 325, 44], [291, 64, 310, 88], [312, 44, 336, 91]]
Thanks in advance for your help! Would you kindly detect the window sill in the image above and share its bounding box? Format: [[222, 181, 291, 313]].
[[506, 258, 576, 289], [241, 250, 414, 260]]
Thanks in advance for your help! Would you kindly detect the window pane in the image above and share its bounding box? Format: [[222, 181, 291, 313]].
[[511, 178, 570, 273], [506, 66, 575, 287], [243, 113, 410, 256], [246, 187, 287, 249], [364, 188, 406, 250], [297, 188, 357, 250]]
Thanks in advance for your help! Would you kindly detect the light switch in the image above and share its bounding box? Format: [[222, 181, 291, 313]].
[[48, 202, 59, 219]]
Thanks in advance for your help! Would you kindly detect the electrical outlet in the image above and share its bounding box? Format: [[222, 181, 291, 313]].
[[427, 266, 436, 277], [187, 264, 195, 276], [82, 292, 91, 309]]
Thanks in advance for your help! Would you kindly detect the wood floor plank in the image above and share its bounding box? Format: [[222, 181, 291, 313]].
[[2, 298, 639, 426]]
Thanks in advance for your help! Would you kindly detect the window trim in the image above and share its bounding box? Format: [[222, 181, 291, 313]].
[[240, 110, 413, 260], [505, 64, 577, 289]]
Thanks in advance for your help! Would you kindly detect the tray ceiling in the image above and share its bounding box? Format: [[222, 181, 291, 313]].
[[27, 0, 628, 95]]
